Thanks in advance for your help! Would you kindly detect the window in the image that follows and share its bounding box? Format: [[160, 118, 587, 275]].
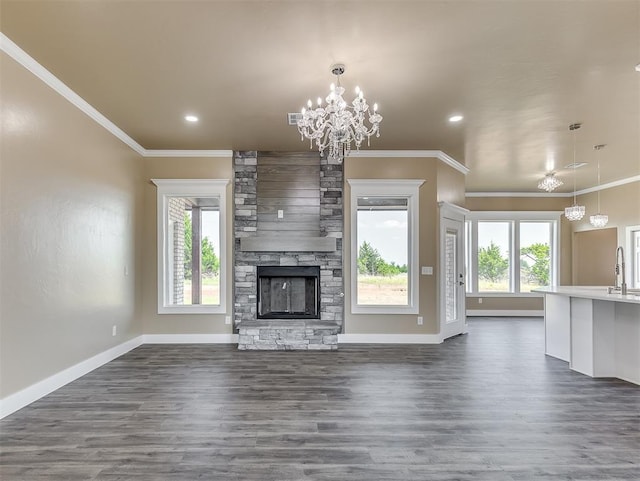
[[348, 179, 423, 314], [519, 222, 552, 292], [152, 179, 228, 314], [466, 211, 560, 296], [477, 221, 511, 292]]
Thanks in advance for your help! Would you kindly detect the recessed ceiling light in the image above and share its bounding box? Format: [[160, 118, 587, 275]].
[[449, 115, 463, 122], [184, 115, 199, 122], [635, 63, 640, 72]]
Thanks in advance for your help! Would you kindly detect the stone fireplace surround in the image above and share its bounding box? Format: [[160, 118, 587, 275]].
[[233, 151, 343, 350]]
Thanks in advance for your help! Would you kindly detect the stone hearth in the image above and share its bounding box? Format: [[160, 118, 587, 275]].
[[233, 151, 343, 350]]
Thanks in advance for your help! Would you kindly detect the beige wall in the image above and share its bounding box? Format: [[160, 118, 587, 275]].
[[141, 156, 234, 334], [574, 182, 640, 244], [572, 227, 617, 286], [464, 196, 571, 313], [0, 54, 144, 398], [465, 196, 568, 212], [344, 156, 450, 334], [571, 182, 640, 286], [437, 162, 466, 206]]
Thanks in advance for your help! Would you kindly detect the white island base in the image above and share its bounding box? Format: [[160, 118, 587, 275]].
[[535, 287, 640, 385]]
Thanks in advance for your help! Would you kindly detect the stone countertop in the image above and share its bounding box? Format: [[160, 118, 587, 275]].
[[533, 286, 640, 305]]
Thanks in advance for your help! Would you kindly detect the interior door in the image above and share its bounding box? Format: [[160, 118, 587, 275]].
[[441, 217, 467, 340]]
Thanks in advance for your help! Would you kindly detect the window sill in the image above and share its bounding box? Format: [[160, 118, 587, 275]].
[[158, 305, 225, 315], [351, 305, 419, 315], [467, 292, 544, 298]]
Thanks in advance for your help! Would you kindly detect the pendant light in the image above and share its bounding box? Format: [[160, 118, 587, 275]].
[[589, 144, 609, 228], [564, 123, 586, 221], [538, 172, 563, 192]]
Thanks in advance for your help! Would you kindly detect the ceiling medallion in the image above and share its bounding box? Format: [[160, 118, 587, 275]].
[[297, 64, 382, 160], [589, 144, 609, 228], [564, 123, 586, 222], [537, 172, 563, 192]]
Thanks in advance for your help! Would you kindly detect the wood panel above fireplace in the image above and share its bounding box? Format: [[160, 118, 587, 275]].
[[257, 152, 320, 237], [239, 151, 337, 252]]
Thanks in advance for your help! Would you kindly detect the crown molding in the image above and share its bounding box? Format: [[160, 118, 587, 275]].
[[466, 175, 640, 198], [3, 30, 634, 191], [348, 150, 470, 175], [144, 150, 233, 158], [0, 32, 146, 156], [573, 174, 640, 196], [465, 191, 571, 198]]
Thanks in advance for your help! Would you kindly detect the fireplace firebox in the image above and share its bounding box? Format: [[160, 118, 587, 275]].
[[257, 266, 320, 319]]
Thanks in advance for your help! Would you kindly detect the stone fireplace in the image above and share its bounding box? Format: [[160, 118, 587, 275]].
[[233, 151, 343, 350]]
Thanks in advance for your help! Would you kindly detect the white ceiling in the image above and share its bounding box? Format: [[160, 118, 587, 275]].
[[1, 0, 639, 192]]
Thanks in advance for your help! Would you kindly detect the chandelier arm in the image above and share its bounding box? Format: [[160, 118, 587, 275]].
[[296, 64, 382, 160]]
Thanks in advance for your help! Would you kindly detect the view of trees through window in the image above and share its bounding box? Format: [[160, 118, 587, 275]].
[[477, 222, 511, 291], [519, 222, 551, 292], [182, 211, 220, 305], [476, 221, 551, 292], [356, 198, 409, 305]]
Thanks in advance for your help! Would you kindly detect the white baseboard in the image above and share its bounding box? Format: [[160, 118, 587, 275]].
[[143, 334, 238, 344], [466, 310, 544, 317], [0, 333, 240, 419], [0, 335, 144, 419], [338, 333, 443, 344]]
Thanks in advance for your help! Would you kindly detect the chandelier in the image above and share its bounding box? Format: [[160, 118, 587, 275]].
[[297, 64, 382, 160], [564, 123, 586, 221], [589, 144, 609, 228], [537, 172, 563, 192]]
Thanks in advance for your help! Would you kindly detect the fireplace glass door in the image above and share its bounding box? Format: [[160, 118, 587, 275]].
[[257, 266, 320, 319]]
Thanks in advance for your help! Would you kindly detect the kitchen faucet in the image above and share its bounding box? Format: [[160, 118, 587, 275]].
[[613, 246, 628, 295]]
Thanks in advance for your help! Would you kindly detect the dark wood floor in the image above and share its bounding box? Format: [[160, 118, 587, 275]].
[[1, 318, 639, 480]]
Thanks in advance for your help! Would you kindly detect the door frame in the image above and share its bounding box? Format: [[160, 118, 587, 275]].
[[438, 202, 469, 340]]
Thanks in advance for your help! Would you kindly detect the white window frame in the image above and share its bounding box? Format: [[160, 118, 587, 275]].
[[348, 179, 424, 314], [625, 225, 640, 289], [466, 211, 561, 297], [152, 179, 228, 314]]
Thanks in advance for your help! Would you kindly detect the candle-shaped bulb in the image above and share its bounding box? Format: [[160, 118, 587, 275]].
[[317, 97, 322, 106], [307, 99, 312, 108], [301, 107, 306, 115], [373, 103, 378, 112], [355, 86, 360, 94], [330, 83, 335, 91], [359, 91, 364, 99]]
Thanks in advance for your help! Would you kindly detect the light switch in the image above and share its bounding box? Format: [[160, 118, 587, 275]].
[[277, 209, 284, 219], [421, 266, 433, 275]]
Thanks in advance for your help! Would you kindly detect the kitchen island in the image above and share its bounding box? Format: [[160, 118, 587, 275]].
[[534, 286, 640, 385]]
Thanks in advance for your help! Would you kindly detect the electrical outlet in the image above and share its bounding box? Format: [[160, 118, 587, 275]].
[[112, 325, 117, 336], [417, 316, 423, 325], [421, 266, 433, 275], [478, 298, 483, 304], [225, 316, 232, 325], [277, 209, 284, 219]]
